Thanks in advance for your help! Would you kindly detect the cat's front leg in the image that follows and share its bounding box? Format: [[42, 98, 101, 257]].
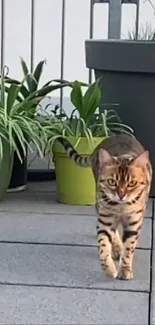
[[112, 229, 123, 261], [97, 217, 117, 279], [118, 213, 143, 280]]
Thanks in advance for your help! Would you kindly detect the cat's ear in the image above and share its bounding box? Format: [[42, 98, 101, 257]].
[[98, 148, 113, 167], [132, 150, 149, 167]]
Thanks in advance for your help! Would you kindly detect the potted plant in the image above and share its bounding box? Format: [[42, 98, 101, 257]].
[[3, 58, 72, 191], [85, 12, 155, 196], [0, 68, 46, 200], [127, 21, 155, 41], [43, 80, 134, 205]]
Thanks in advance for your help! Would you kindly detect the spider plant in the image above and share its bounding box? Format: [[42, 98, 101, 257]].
[[0, 67, 46, 163], [127, 21, 155, 41], [40, 79, 134, 152]]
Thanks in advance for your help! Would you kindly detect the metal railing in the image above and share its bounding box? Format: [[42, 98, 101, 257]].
[[0, 0, 140, 96], [0, 0, 140, 171], [89, 0, 139, 82]]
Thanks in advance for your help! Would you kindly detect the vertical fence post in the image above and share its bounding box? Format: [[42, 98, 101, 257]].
[[91, 0, 140, 40], [30, 0, 35, 73], [135, 0, 140, 39], [108, 0, 122, 39], [89, 0, 140, 83], [1, 0, 4, 73], [88, 0, 94, 83], [60, 0, 66, 111]]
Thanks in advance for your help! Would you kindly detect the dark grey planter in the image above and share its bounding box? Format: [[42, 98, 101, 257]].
[[85, 39, 155, 197], [8, 140, 27, 192]]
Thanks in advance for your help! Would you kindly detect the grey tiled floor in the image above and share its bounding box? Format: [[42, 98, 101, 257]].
[[0, 181, 154, 325]]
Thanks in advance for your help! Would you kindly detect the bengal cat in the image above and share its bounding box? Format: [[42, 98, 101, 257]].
[[57, 135, 152, 280]]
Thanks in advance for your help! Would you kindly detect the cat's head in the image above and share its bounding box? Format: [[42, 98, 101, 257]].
[[98, 148, 151, 203]]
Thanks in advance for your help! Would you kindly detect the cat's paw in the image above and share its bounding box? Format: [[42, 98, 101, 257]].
[[117, 268, 133, 280], [105, 269, 117, 279], [103, 261, 118, 279]]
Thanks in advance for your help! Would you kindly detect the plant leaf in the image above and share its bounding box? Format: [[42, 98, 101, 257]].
[[19, 85, 30, 99], [70, 81, 83, 118], [42, 79, 71, 89], [20, 58, 38, 93], [0, 84, 24, 103], [35, 82, 71, 97], [0, 67, 5, 107], [52, 79, 88, 87], [83, 81, 101, 122], [3, 79, 29, 100], [20, 57, 29, 77], [4, 76, 21, 85], [33, 60, 46, 85], [7, 84, 21, 114], [25, 73, 38, 93], [11, 99, 37, 116]]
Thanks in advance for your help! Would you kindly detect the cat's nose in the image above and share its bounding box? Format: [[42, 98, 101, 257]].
[[118, 189, 125, 200], [119, 193, 124, 200]]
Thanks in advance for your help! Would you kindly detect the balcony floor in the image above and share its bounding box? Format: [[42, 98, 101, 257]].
[[0, 181, 154, 324]]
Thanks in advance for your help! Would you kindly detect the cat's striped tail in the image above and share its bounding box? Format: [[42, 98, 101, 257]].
[[57, 137, 91, 167]]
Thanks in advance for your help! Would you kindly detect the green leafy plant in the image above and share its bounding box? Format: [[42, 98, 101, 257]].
[[0, 68, 47, 163], [70, 80, 101, 122], [2, 58, 73, 117], [40, 80, 134, 151], [2, 58, 89, 123], [127, 21, 155, 40]]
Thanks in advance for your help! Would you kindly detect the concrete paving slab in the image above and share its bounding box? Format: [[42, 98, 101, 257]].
[[0, 285, 148, 325], [0, 191, 95, 215], [0, 243, 150, 292], [151, 296, 154, 325], [32, 181, 154, 218], [151, 271, 155, 324], [28, 181, 154, 218], [28, 181, 56, 192], [0, 212, 151, 249], [147, 198, 154, 218], [0, 189, 152, 218]]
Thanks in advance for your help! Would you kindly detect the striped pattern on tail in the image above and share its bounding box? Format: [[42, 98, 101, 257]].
[[57, 137, 91, 167]]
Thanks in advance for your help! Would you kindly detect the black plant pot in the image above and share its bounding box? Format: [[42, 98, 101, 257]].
[[8, 142, 27, 192], [85, 39, 155, 197]]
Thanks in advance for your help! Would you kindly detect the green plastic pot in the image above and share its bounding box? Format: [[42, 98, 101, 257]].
[[0, 141, 14, 201], [53, 136, 104, 205]]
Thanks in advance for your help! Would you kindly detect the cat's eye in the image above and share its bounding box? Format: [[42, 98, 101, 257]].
[[128, 180, 137, 188], [107, 179, 117, 187]]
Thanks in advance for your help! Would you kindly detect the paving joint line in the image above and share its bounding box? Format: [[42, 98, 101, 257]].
[[0, 210, 152, 219], [0, 210, 97, 216], [0, 281, 150, 294], [0, 240, 150, 250]]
